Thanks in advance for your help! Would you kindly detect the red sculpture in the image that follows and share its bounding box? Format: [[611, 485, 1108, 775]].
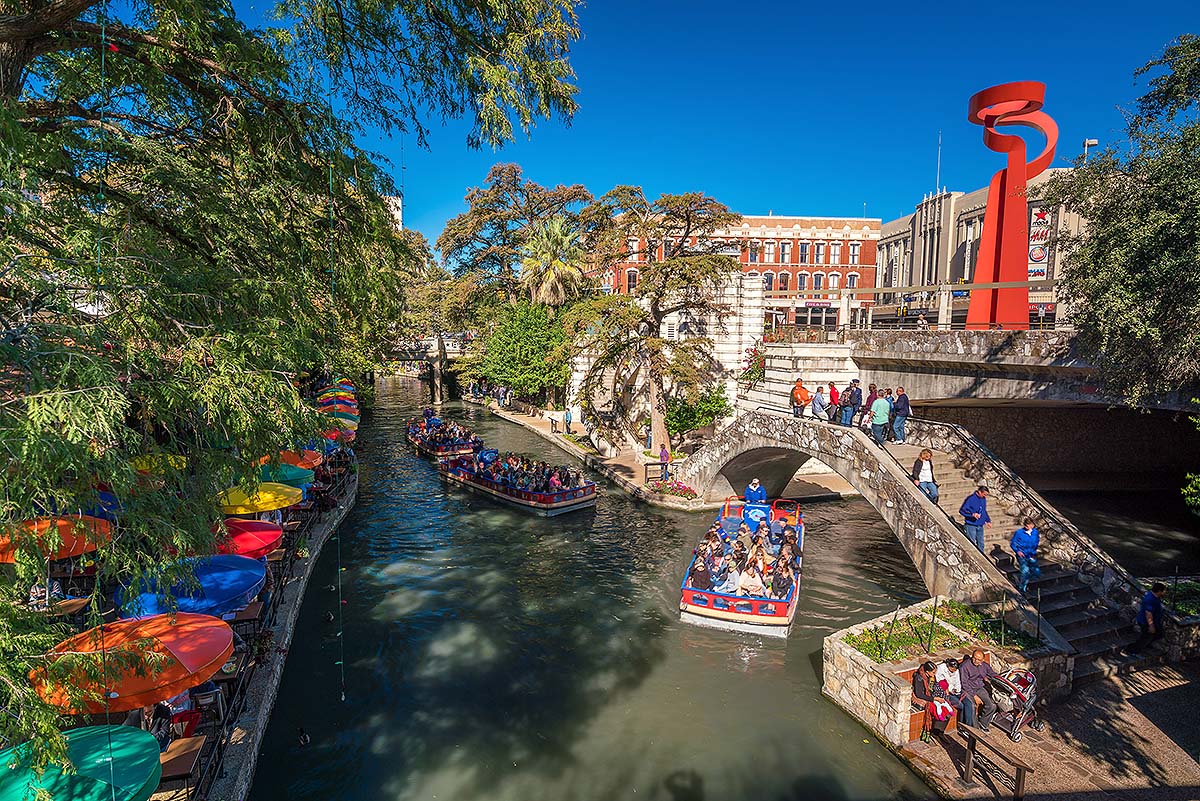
[[965, 82, 1058, 331]]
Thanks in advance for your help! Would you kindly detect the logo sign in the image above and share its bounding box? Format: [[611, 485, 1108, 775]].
[[1028, 207, 1052, 281], [803, 301, 832, 308], [1028, 303, 1056, 312], [1028, 245, 1047, 263], [1027, 265, 1047, 279]]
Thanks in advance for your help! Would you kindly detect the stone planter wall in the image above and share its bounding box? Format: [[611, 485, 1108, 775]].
[[823, 597, 1071, 748], [1144, 575, 1200, 660]]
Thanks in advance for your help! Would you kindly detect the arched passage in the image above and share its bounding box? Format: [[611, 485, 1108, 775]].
[[709, 446, 820, 500]]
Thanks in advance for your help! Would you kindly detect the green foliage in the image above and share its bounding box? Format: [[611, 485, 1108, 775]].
[[936, 600, 1042, 652], [665, 385, 731, 439], [843, 616, 965, 663], [519, 216, 589, 306], [1167, 580, 1200, 617], [472, 302, 569, 398], [645, 479, 698, 499]]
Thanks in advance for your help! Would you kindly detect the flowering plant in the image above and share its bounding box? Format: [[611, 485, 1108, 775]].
[[737, 343, 766, 389], [646, 479, 699, 499]]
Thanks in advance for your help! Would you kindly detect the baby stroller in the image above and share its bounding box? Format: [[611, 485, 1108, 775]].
[[988, 668, 1046, 742]]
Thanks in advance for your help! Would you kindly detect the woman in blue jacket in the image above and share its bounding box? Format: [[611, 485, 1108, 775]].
[[1009, 519, 1041, 594], [744, 478, 767, 503]]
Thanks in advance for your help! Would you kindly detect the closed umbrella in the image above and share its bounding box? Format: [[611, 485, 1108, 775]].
[[1, 516, 111, 563], [217, 482, 302, 514], [0, 726, 162, 801], [117, 555, 266, 618], [259, 462, 316, 489], [218, 519, 283, 559], [280, 449, 323, 469], [31, 613, 234, 713], [322, 429, 355, 444], [321, 403, 358, 415]]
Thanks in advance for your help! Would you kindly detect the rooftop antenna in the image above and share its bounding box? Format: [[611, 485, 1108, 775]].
[[935, 130, 942, 195]]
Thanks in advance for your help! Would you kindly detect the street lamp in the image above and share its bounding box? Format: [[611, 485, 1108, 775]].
[[1082, 138, 1099, 161]]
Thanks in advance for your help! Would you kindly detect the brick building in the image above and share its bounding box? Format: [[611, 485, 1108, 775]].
[[607, 214, 881, 328]]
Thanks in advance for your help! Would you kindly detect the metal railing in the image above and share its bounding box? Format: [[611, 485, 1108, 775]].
[[961, 728, 1035, 801]]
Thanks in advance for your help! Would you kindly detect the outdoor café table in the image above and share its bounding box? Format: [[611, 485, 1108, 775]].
[[211, 650, 247, 688], [265, 548, 287, 563], [46, 598, 90, 617], [158, 734, 207, 797], [224, 601, 264, 636]]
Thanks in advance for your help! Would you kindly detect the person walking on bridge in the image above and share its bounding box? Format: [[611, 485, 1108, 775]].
[[810, 386, 829, 421], [911, 449, 938, 504], [1130, 582, 1168, 654], [958, 486, 992, 553], [893, 387, 911, 444], [1010, 519, 1041, 594], [869, 393, 891, 446], [789, 378, 811, 418]]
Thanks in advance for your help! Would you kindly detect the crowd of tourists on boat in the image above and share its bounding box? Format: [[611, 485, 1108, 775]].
[[686, 502, 802, 601], [407, 413, 482, 449], [466, 450, 587, 494]]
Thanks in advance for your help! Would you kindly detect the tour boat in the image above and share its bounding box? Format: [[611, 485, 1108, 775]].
[[406, 418, 480, 459], [679, 497, 804, 638], [439, 455, 598, 516]]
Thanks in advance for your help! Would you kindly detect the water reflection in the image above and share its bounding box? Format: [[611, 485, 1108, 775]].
[[250, 378, 935, 801]]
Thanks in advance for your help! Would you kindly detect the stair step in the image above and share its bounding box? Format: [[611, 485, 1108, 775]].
[[1073, 631, 1140, 661], [1073, 649, 1166, 685], [1064, 619, 1136, 648], [1048, 605, 1123, 632], [1040, 594, 1105, 617]]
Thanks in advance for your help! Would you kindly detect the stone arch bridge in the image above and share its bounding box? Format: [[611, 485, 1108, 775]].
[[675, 408, 1016, 604]]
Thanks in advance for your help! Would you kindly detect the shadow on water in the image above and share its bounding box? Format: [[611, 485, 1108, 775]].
[[249, 378, 937, 801]]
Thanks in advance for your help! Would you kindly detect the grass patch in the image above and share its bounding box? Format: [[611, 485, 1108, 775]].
[[843, 615, 965, 663], [1168, 581, 1200, 617], [936, 600, 1042, 651], [563, 433, 600, 455]]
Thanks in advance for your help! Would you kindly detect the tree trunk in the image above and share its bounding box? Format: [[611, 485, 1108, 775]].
[[431, 333, 446, 405], [647, 362, 669, 465]]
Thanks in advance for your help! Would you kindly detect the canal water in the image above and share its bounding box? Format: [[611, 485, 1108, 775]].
[[250, 378, 936, 801]]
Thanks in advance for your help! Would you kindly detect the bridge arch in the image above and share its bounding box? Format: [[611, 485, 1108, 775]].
[[677, 410, 1012, 602]]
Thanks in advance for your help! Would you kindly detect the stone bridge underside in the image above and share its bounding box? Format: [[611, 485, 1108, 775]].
[[677, 411, 1015, 602]]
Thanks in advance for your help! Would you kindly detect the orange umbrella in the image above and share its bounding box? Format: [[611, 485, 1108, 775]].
[[30, 613, 234, 714], [1, 516, 112, 564], [280, 449, 323, 469], [322, 429, 356, 443]]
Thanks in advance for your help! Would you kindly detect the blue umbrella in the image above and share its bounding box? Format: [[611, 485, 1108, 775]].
[[83, 489, 123, 522], [117, 554, 266, 618]]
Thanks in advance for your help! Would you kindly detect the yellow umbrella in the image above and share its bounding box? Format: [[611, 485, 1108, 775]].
[[130, 454, 188, 474], [217, 482, 302, 514]]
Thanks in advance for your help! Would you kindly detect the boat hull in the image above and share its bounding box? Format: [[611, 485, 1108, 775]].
[[442, 467, 597, 516], [679, 588, 798, 637], [407, 434, 476, 459]]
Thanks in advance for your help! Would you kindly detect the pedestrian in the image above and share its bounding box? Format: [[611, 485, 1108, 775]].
[[1010, 518, 1041, 594], [936, 657, 975, 726], [789, 378, 810, 418], [859, 383, 878, 429], [839, 379, 861, 426], [548, 408, 560, 434], [869, 392, 891, 446], [958, 485, 992, 554], [911, 448, 939, 504], [659, 443, 670, 481], [916, 313, 929, 331], [893, 386, 911, 444], [564, 407, 573, 435], [810, 386, 829, 422], [1129, 582, 1168, 654], [958, 649, 998, 732], [827, 382, 840, 411]]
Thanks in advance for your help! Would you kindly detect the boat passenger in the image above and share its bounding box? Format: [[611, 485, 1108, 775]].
[[745, 478, 768, 503], [713, 559, 740, 594], [548, 473, 563, 491], [770, 562, 795, 599], [687, 559, 713, 590], [737, 563, 766, 597]]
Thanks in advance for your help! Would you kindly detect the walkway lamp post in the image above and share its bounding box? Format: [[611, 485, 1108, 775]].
[[1082, 138, 1098, 160]]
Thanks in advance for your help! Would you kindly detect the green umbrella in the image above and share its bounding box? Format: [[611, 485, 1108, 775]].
[[329, 411, 359, 422], [260, 462, 316, 488], [0, 726, 162, 801]]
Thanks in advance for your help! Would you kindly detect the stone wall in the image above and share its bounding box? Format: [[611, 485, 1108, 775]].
[[823, 598, 1070, 748], [678, 411, 1013, 602]]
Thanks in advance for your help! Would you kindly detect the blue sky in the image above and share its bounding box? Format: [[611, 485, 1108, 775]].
[[298, 1, 1197, 245]]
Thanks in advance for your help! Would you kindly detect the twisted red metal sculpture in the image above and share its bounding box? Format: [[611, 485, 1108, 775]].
[[965, 82, 1058, 330]]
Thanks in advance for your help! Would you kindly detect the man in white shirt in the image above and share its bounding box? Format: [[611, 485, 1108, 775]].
[[935, 657, 975, 726]]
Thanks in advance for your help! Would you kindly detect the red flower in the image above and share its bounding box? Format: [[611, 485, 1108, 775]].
[[107, 43, 118, 52]]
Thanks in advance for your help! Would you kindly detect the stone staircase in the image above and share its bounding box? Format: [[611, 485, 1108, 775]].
[[884, 441, 1160, 684]]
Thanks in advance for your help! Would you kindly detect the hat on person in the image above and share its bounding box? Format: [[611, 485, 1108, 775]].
[[851, 379, 860, 385], [750, 478, 760, 486]]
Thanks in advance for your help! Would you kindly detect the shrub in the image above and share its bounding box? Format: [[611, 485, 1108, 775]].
[[936, 600, 1042, 651], [646, 479, 699, 499], [843, 616, 965, 663]]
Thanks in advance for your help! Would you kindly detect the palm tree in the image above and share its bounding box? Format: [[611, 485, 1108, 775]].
[[518, 216, 587, 308]]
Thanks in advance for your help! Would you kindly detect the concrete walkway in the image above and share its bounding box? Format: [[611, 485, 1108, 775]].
[[467, 398, 854, 507], [899, 662, 1200, 800]]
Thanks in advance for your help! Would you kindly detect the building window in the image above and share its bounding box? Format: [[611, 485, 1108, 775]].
[[780, 242, 791, 264], [749, 241, 760, 264], [815, 243, 825, 264], [812, 273, 824, 291], [847, 273, 859, 288], [763, 272, 775, 291], [797, 272, 809, 291], [828, 273, 840, 290], [778, 272, 790, 292], [626, 269, 639, 292], [765, 241, 776, 263], [849, 242, 860, 265], [830, 242, 841, 264], [798, 242, 810, 263], [627, 238, 640, 261]]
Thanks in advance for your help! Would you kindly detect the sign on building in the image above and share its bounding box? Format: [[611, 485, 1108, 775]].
[[1028, 207, 1052, 281]]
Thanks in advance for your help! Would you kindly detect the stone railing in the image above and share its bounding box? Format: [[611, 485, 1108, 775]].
[[903, 417, 1146, 615], [823, 597, 1070, 748]]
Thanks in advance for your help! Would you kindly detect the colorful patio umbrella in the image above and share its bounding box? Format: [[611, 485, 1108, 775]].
[[259, 462, 316, 489], [129, 453, 188, 474], [217, 482, 302, 514], [117, 554, 267, 618], [1, 516, 111, 563], [321, 429, 356, 444], [31, 613, 234, 714], [0, 726, 162, 801], [317, 391, 355, 401], [218, 519, 283, 559], [280, 449, 323, 469], [321, 403, 358, 415], [326, 410, 359, 423]]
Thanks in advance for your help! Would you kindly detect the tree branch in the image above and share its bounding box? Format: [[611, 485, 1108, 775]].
[[0, 0, 101, 43]]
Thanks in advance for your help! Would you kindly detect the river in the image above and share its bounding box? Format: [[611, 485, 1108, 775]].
[[249, 378, 936, 801]]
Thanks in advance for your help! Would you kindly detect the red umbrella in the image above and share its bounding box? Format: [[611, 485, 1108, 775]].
[[30, 613, 234, 714], [217, 519, 283, 559], [1, 516, 111, 563]]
